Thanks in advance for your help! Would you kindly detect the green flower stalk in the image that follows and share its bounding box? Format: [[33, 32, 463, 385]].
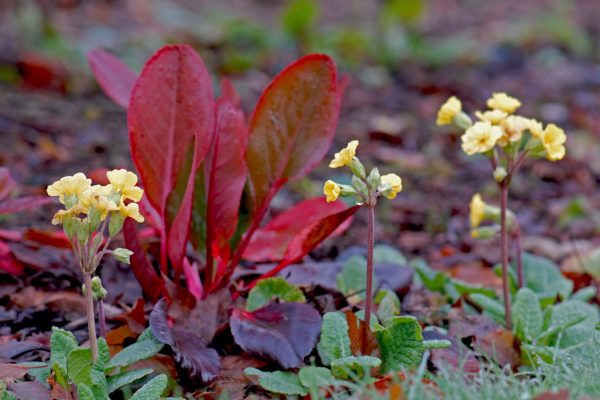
[[438, 93, 567, 329], [47, 170, 143, 360], [324, 140, 402, 352]]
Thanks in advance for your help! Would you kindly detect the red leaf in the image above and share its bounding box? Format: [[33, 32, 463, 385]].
[[244, 198, 348, 262], [246, 205, 358, 289], [246, 54, 341, 218], [230, 303, 322, 368], [220, 78, 242, 108], [204, 99, 247, 285], [0, 240, 23, 275], [122, 218, 166, 303], [128, 45, 214, 270], [0, 196, 52, 215], [0, 167, 16, 201], [87, 49, 137, 109], [23, 229, 71, 249]]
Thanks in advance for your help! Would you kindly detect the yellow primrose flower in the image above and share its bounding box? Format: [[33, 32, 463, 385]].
[[323, 180, 341, 202], [329, 141, 358, 168], [79, 185, 118, 219], [475, 109, 508, 125], [380, 173, 402, 199], [542, 124, 566, 161], [51, 203, 86, 225], [107, 169, 144, 202], [498, 115, 529, 146], [486, 93, 521, 114], [436, 96, 461, 126], [119, 202, 145, 223], [461, 121, 503, 155], [469, 194, 485, 228], [47, 173, 92, 204], [526, 118, 544, 138]]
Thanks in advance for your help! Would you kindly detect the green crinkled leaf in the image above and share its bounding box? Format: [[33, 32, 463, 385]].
[[580, 248, 600, 280], [330, 356, 381, 379], [246, 277, 306, 312], [513, 288, 543, 342], [245, 368, 308, 396], [107, 329, 163, 370], [376, 316, 424, 373], [298, 366, 335, 389], [67, 348, 93, 387], [549, 300, 599, 348], [375, 290, 401, 323], [107, 368, 153, 394], [318, 312, 351, 363], [28, 365, 51, 385], [469, 293, 506, 325], [77, 383, 95, 400], [97, 338, 110, 368], [571, 286, 597, 302], [373, 244, 406, 265], [50, 327, 78, 372], [518, 253, 573, 300], [130, 374, 168, 400], [336, 255, 375, 302]]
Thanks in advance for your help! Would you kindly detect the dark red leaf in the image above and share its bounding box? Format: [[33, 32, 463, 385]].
[[150, 298, 220, 382], [230, 302, 322, 368], [220, 78, 242, 108], [244, 198, 349, 262], [0, 196, 52, 215], [129, 45, 214, 271], [345, 311, 377, 356], [24, 229, 71, 249], [17, 53, 68, 92], [0, 167, 16, 201], [204, 99, 248, 285], [87, 49, 137, 108], [246, 54, 341, 218], [0, 240, 23, 275], [122, 218, 166, 303]]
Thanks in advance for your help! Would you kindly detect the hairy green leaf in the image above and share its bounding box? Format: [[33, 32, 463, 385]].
[[298, 366, 335, 389], [375, 289, 401, 323], [67, 348, 93, 387], [107, 369, 153, 394], [373, 244, 406, 265], [376, 316, 424, 372], [245, 368, 308, 396], [518, 253, 573, 300], [246, 277, 306, 312], [513, 288, 543, 342], [130, 374, 167, 400], [330, 356, 381, 379], [318, 312, 351, 364], [107, 329, 163, 370]]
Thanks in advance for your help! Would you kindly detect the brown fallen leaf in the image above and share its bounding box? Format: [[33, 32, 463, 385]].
[[533, 388, 570, 400]]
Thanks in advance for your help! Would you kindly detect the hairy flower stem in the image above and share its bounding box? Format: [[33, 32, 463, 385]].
[[499, 181, 512, 330], [362, 203, 375, 354], [84, 272, 98, 361]]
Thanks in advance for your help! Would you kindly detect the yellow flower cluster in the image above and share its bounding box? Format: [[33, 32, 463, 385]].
[[438, 92, 567, 161], [323, 141, 402, 204], [47, 169, 144, 226]]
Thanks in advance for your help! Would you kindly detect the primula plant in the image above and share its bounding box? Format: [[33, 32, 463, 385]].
[[47, 170, 144, 361], [437, 93, 567, 329]]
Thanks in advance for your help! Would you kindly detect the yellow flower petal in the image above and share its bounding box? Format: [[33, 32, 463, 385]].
[[380, 173, 402, 199], [469, 194, 485, 228], [542, 124, 566, 161], [329, 141, 358, 168], [323, 180, 341, 203], [107, 169, 144, 202], [475, 109, 507, 125], [119, 202, 145, 223], [436, 96, 462, 126], [461, 121, 503, 155], [46, 172, 92, 204], [486, 92, 521, 114]]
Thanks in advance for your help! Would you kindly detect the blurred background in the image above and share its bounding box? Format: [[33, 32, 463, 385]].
[[1, 0, 600, 280]]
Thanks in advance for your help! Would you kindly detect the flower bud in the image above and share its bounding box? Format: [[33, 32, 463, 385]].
[[454, 112, 473, 130], [493, 166, 507, 183], [367, 168, 381, 191], [109, 212, 125, 237], [112, 248, 133, 264], [349, 158, 367, 180], [471, 225, 500, 239]]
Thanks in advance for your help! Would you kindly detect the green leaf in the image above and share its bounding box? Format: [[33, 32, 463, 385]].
[[50, 327, 78, 372], [518, 253, 573, 300], [246, 277, 306, 312], [423, 339, 451, 349], [281, 0, 318, 38], [130, 374, 167, 400], [580, 247, 600, 280], [376, 316, 424, 373], [330, 356, 381, 379], [67, 348, 93, 386], [512, 288, 543, 342], [77, 383, 96, 400], [336, 255, 375, 302], [469, 294, 506, 325], [107, 329, 163, 370], [107, 368, 153, 394], [318, 312, 351, 363], [244, 368, 308, 396], [375, 289, 401, 323], [373, 244, 406, 265], [112, 248, 133, 264], [298, 366, 335, 389], [549, 300, 599, 348], [97, 338, 110, 368], [28, 365, 51, 385], [571, 286, 597, 302]]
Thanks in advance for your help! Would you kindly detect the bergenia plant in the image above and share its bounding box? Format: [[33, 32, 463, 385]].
[[47, 169, 144, 361], [323, 140, 402, 351], [437, 92, 567, 329]]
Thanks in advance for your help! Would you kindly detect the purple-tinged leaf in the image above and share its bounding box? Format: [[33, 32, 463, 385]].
[[87, 49, 137, 108], [230, 302, 322, 368], [0, 196, 52, 215], [0, 168, 16, 201]]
